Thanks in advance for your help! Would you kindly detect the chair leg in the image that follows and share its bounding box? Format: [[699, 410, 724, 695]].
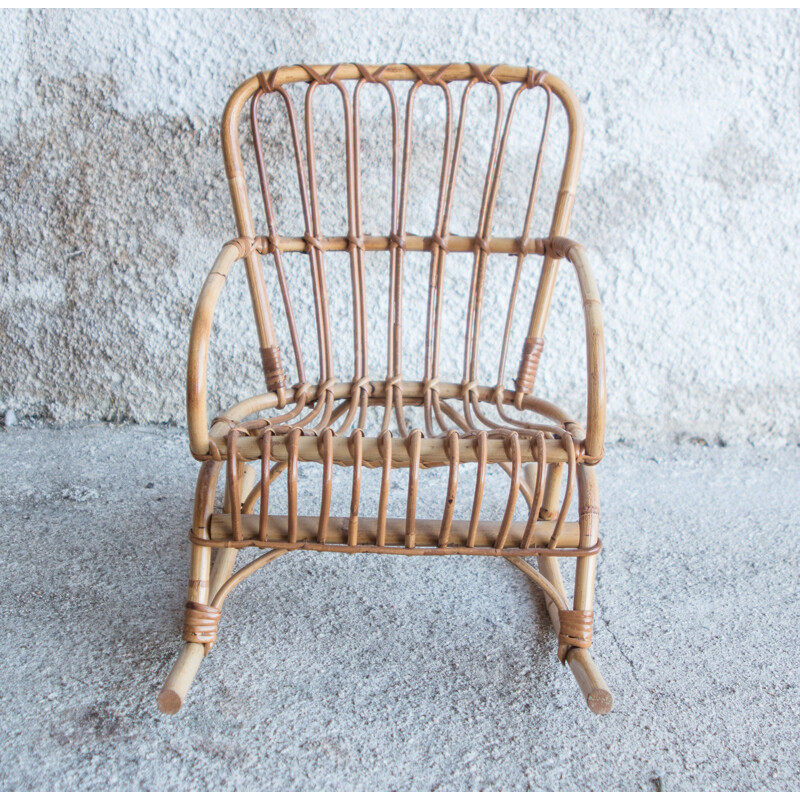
[[537, 555, 613, 715], [158, 642, 207, 715], [521, 460, 612, 714], [158, 540, 213, 715], [158, 463, 256, 715]]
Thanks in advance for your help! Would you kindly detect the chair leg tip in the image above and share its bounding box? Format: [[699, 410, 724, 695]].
[[587, 688, 613, 715], [157, 689, 183, 715]]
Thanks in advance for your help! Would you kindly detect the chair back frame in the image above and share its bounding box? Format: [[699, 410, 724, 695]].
[[219, 64, 584, 434]]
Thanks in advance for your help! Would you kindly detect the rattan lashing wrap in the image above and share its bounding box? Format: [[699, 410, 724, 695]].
[[516, 337, 545, 395], [260, 346, 286, 392], [183, 601, 221, 654], [558, 609, 593, 657]]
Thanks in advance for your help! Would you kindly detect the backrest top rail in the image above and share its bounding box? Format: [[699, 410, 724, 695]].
[[255, 63, 548, 87]]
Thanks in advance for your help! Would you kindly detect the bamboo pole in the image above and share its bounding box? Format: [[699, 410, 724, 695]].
[[222, 80, 283, 401], [519, 77, 583, 372]]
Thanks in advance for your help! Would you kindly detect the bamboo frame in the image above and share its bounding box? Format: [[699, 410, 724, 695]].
[[160, 63, 611, 716]]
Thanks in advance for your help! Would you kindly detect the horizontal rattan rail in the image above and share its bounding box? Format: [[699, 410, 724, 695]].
[[196, 514, 603, 557], [159, 62, 611, 717], [226, 233, 569, 255]]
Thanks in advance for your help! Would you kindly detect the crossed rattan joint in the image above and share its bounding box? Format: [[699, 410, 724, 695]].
[[158, 64, 612, 716]]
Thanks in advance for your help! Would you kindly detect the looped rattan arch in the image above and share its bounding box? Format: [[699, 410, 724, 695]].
[[159, 63, 611, 715]]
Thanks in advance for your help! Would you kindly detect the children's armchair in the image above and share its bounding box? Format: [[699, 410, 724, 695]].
[[159, 63, 611, 715]]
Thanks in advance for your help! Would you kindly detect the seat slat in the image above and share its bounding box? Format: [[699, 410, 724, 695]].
[[209, 381, 578, 440]]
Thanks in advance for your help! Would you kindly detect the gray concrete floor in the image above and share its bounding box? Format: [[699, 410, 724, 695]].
[[0, 425, 797, 790]]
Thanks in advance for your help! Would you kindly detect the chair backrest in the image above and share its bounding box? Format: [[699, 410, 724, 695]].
[[221, 63, 583, 427]]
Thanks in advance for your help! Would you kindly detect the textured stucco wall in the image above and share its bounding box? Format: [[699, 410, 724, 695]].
[[1, 9, 798, 443]]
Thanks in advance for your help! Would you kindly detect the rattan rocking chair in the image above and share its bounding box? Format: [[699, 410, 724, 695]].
[[158, 64, 610, 715]]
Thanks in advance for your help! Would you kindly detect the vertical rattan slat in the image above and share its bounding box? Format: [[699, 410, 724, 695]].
[[376, 429, 393, 547], [258, 431, 272, 541], [347, 429, 363, 546], [466, 429, 488, 549], [286, 428, 300, 542], [494, 431, 521, 550], [317, 427, 334, 543], [404, 429, 423, 548], [438, 429, 460, 547]]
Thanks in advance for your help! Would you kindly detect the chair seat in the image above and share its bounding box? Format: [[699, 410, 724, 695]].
[[205, 379, 584, 467]]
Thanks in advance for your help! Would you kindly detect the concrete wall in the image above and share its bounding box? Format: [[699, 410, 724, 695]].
[[2, 9, 798, 443]]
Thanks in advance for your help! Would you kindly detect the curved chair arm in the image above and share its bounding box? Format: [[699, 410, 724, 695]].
[[187, 240, 249, 458], [550, 237, 606, 461]]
